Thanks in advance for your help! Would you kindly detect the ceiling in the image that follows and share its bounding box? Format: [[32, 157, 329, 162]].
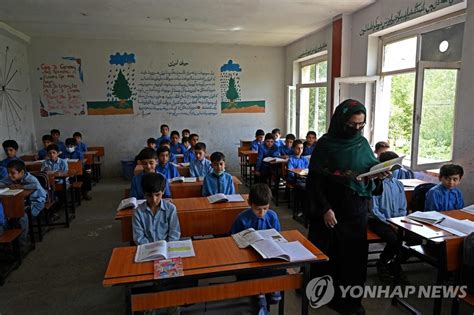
[[0, 0, 375, 46]]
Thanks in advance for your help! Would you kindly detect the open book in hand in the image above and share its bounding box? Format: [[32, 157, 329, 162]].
[[116, 197, 146, 211], [207, 194, 245, 204], [170, 176, 197, 183], [356, 155, 405, 180], [0, 187, 24, 196], [232, 228, 316, 262], [134, 239, 195, 263], [263, 157, 287, 163]]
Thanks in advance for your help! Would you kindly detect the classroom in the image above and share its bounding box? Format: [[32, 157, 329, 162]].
[[0, 0, 473, 314]]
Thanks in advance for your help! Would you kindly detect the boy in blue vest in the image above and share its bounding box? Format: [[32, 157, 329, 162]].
[[41, 144, 68, 173], [1, 140, 21, 168], [156, 147, 179, 180], [251, 129, 265, 151], [287, 140, 309, 182], [279, 134, 295, 157], [131, 148, 171, 199], [38, 135, 54, 160], [73, 132, 88, 153], [255, 133, 281, 180], [302, 131, 317, 156], [159, 139, 177, 163], [184, 133, 199, 163], [156, 124, 170, 146], [202, 152, 235, 196], [425, 164, 464, 211], [51, 129, 67, 156], [146, 137, 157, 150], [189, 142, 212, 178], [170, 130, 187, 154], [64, 138, 92, 200], [271, 128, 284, 148]]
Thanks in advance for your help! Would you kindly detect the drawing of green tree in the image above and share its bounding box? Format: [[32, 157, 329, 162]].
[[113, 70, 132, 106], [226, 77, 239, 108]]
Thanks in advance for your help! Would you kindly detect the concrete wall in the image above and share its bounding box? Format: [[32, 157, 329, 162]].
[[0, 28, 36, 159], [28, 38, 285, 176]]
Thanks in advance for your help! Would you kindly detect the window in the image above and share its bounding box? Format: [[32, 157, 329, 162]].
[[295, 58, 328, 138]]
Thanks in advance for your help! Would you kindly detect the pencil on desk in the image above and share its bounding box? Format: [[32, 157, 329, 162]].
[[401, 219, 423, 227]]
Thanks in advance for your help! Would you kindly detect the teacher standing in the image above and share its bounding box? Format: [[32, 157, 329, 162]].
[[307, 99, 383, 315]]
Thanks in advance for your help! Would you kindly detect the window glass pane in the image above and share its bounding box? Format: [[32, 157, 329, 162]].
[[382, 37, 417, 72], [299, 87, 327, 137], [301, 64, 316, 84], [289, 88, 296, 134], [418, 68, 457, 164], [317, 87, 327, 135], [316, 61, 327, 83]]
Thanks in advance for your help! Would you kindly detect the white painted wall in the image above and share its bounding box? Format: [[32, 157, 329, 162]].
[[28, 38, 285, 177], [0, 29, 36, 160]]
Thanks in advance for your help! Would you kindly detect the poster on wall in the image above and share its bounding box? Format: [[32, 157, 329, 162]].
[[38, 56, 86, 116], [219, 60, 265, 114], [86, 52, 136, 115]]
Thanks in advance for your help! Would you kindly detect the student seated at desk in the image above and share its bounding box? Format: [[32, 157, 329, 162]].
[[132, 172, 180, 245], [156, 124, 170, 146], [170, 130, 187, 154], [374, 141, 390, 159], [202, 152, 235, 196], [64, 138, 92, 200], [50, 129, 67, 156], [41, 144, 68, 173], [156, 147, 179, 180], [181, 128, 190, 140], [73, 132, 88, 153], [425, 163, 464, 211], [287, 140, 309, 182], [250, 129, 265, 152], [255, 133, 280, 179], [131, 148, 171, 199], [146, 137, 156, 150], [189, 142, 212, 178], [181, 136, 191, 152], [369, 151, 407, 280], [303, 131, 317, 156], [159, 139, 177, 163], [271, 128, 284, 148], [184, 133, 199, 163], [0, 200, 29, 249], [37, 135, 54, 160], [230, 183, 283, 309], [1, 140, 21, 168], [279, 133, 295, 157]]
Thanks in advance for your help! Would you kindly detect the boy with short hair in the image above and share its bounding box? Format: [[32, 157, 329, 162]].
[[202, 152, 235, 196], [271, 128, 284, 147], [189, 142, 212, 178], [146, 138, 157, 150], [131, 148, 171, 199], [182, 129, 191, 139], [374, 141, 390, 158], [64, 138, 84, 160], [182, 136, 191, 151], [1, 140, 21, 168], [369, 151, 407, 279], [73, 132, 88, 153], [184, 134, 199, 163], [64, 138, 92, 200], [50, 129, 67, 154], [159, 139, 177, 163], [170, 130, 187, 154], [132, 172, 180, 245], [287, 140, 309, 182], [255, 133, 281, 177], [41, 144, 68, 172], [279, 134, 296, 156], [251, 129, 265, 152], [38, 135, 54, 160], [425, 164, 465, 211], [156, 124, 170, 146], [156, 147, 179, 180], [303, 131, 317, 156]]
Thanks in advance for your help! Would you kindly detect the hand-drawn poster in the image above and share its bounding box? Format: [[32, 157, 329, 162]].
[[38, 56, 85, 116], [136, 59, 218, 116], [86, 52, 135, 115], [220, 60, 265, 113]]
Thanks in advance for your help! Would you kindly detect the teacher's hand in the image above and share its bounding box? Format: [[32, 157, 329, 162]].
[[323, 209, 337, 228]]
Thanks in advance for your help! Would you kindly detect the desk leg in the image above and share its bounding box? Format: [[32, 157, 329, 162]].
[[301, 263, 310, 315], [433, 242, 447, 315], [63, 178, 70, 228], [125, 286, 132, 315], [279, 290, 285, 315]]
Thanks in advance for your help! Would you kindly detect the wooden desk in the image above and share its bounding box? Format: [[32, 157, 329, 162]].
[[87, 146, 105, 157], [239, 140, 252, 150], [25, 159, 85, 173], [84, 150, 98, 166], [115, 195, 249, 242], [400, 179, 427, 210], [103, 230, 328, 314], [288, 168, 308, 178], [0, 190, 33, 218], [134, 164, 190, 177], [389, 210, 474, 315], [171, 176, 241, 198], [239, 150, 258, 185]]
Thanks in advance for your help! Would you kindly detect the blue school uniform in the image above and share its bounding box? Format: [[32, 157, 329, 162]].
[[424, 183, 464, 212], [0, 166, 7, 180], [392, 168, 414, 180], [156, 135, 171, 146], [0, 202, 4, 227], [76, 142, 88, 153], [156, 162, 179, 180], [63, 150, 84, 160], [287, 155, 309, 182], [0, 156, 21, 168], [0, 172, 47, 217], [256, 144, 280, 173], [41, 158, 68, 172], [170, 143, 187, 155], [190, 158, 212, 178], [230, 208, 281, 234], [132, 199, 181, 245], [130, 171, 171, 199], [38, 148, 48, 160], [169, 152, 177, 164], [279, 145, 294, 156], [184, 149, 196, 163], [55, 141, 67, 155], [302, 143, 316, 156], [250, 140, 263, 152], [202, 172, 235, 196], [371, 177, 407, 223]]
